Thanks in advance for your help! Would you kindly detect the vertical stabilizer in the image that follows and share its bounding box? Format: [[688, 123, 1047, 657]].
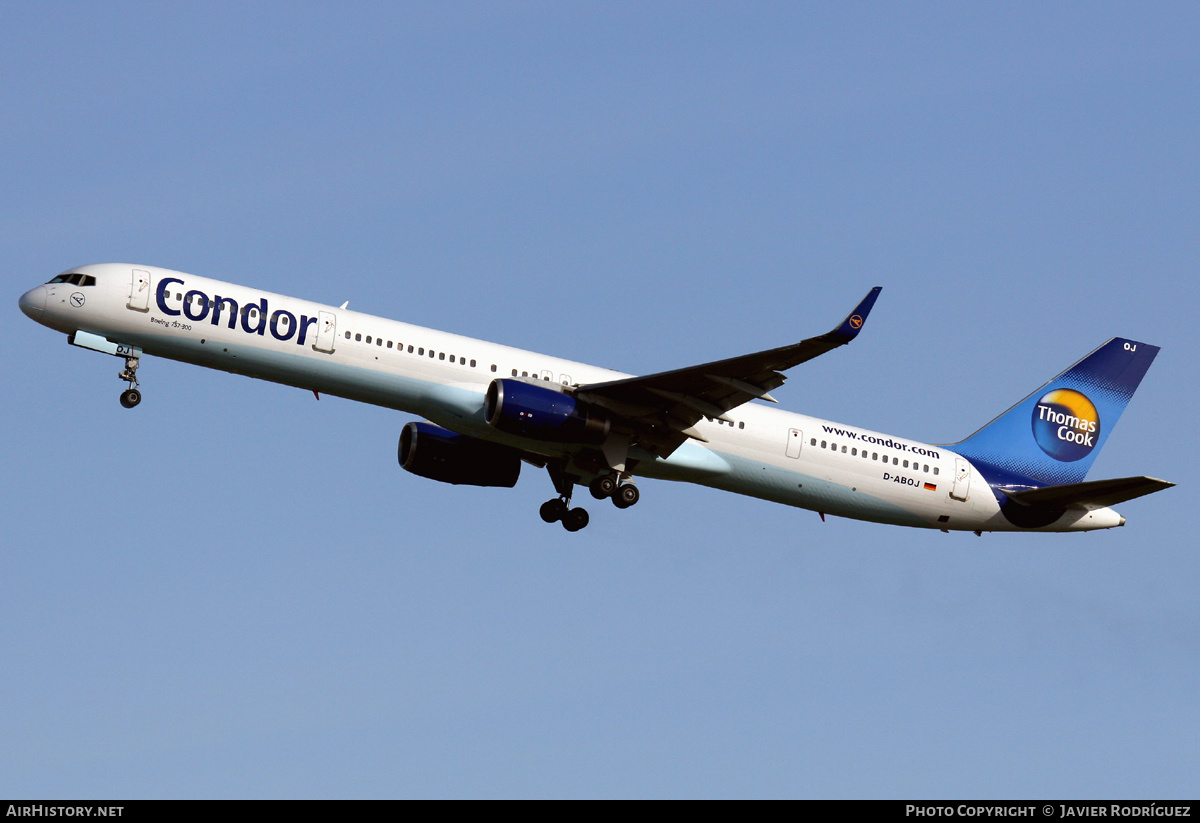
[[953, 338, 1159, 485]]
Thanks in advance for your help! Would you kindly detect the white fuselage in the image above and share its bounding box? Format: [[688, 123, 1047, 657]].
[[20, 264, 1126, 533]]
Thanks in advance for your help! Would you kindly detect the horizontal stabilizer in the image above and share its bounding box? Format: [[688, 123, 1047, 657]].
[[1005, 476, 1174, 510]]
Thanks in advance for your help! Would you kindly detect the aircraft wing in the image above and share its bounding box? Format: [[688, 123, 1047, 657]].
[[575, 287, 882, 458], [1004, 476, 1174, 510]]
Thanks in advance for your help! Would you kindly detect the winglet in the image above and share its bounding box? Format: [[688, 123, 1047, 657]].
[[831, 287, 882, 341]]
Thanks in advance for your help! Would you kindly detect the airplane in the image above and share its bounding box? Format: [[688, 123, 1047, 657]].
[[19, 263, 1173, 534]]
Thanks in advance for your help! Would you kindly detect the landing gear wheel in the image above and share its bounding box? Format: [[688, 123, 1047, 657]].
[[612, 483, 640, 509], [117, 354, 142, 409], [562, 507, 590, 532], [540, 498, 568, 523], [589, 475, 617, 499]]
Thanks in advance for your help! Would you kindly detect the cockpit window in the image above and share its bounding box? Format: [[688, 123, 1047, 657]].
[[46, 273, 96, 286]]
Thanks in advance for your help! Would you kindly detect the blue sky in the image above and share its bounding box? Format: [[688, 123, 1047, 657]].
[[2, 2, 1197, 798]]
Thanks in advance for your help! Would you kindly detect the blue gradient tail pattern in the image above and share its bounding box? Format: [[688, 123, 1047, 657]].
[[953, 338, 1160, 486]]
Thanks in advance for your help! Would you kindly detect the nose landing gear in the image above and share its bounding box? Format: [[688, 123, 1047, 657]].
[[118, 355, 142, 408]]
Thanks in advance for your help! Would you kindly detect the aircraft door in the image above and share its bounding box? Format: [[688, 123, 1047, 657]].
[[127, 269, 151, 312], [313, 311, 337, 354], [786, 428, 804, 458], [951, 458, 971, 501]]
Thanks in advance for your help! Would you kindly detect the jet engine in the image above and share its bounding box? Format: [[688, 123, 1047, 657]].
[[484, 379, 610, 444], [398, 421, 521, 487]]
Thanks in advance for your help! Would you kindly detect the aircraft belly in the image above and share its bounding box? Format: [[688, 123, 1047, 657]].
[[699, 452, 930, 528]]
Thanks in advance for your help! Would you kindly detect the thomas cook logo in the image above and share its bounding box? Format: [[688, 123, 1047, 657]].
[[1032, 389, 1100, 462]]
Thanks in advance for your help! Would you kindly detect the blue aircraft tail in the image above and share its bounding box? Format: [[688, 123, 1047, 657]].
[[953, 338, 1160, 486]]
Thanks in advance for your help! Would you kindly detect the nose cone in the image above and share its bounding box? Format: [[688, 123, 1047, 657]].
[[19, 285, 47, 320]]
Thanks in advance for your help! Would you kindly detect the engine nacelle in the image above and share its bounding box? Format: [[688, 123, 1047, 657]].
[[485, 378, 610, 444], [398, 421, 521, 487]]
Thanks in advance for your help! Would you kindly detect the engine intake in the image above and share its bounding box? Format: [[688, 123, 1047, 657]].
[[398, 421, 521, 487], [485, 379, 609, 444]]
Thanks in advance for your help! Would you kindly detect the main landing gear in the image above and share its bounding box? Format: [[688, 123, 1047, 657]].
[[118, 354, 142, 408], [540, 497, 589, 532], [590, 474, 640, 509], [539, 467, 640, 532]]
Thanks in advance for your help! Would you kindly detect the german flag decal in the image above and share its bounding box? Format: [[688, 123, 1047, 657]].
[[924, 483, 937, 491]]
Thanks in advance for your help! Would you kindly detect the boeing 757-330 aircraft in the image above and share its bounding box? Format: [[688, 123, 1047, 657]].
[[19, 264, 1173, 534]]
